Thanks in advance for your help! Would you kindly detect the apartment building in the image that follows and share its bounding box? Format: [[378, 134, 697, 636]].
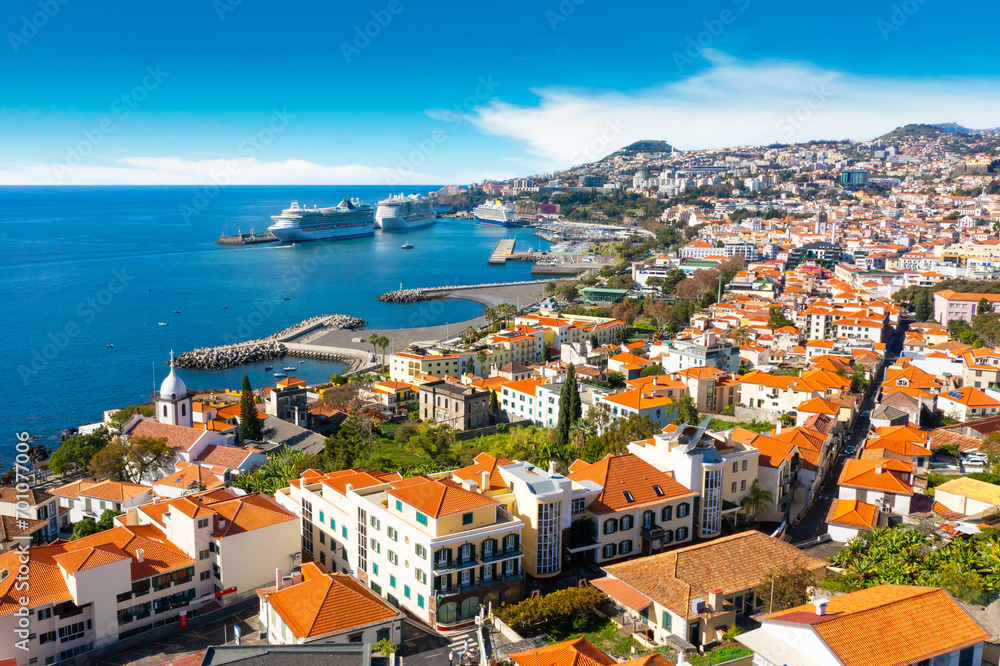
[[275, 468, 524, 631], [0, 487, 59, 543], [937, 386, 1000, 421], [628, 421, 759, 538], [418, 380, 491, 431], [567, 454, 698, 564], [595, 389, 675, 429], [962, 348, 1000, 389], [837, 458, 914, 515], [50, 479, 154, 524], [389, 348, 475, 382], [499, 378, 564, 427], [933, 289, 1000, 324], [265, 377, 310, 428], [738, 369, 850, 415], [649, 332, 740, 374]]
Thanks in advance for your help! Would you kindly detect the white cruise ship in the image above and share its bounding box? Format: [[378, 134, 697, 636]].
[[267, 199, 375, 242], [375, 193, 436, 231], [473, 200, 521, 227]]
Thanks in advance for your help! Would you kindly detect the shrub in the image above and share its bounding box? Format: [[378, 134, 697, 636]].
[[495, 587, 604, 634]]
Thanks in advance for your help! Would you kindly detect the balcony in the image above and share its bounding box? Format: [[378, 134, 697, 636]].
[[435, 572, 524, 598], [432, 558, 479, 575], [639, 525, 667, 541], [479, 549, 523, 565]]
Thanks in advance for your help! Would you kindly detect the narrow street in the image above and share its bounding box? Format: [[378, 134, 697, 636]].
[[786, 317, 908, 543]]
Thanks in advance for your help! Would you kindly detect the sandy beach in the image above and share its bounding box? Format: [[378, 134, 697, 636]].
[[292, 281, 552, 353]]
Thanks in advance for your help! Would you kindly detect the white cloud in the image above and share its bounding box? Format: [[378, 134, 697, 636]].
[[466, 51, 1000, 170], [0, 156, 448, 186]]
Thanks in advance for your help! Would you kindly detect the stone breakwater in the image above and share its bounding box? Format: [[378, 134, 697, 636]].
[[378, 289, 427, 303], [376, 279, 555, 303], [175, 314, 367, 370]]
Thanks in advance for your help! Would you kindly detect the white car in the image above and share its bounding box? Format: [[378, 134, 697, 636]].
[[962, 455, 988, 466]]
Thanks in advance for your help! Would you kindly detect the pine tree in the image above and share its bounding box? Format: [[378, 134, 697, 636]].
[[465, 357, 475, 375], [489, 390, 499, 419], [914, 290, 932, 322], [556, 364, 582, 449], [239, 375, 264, 442], [566, 364, 582, 422]]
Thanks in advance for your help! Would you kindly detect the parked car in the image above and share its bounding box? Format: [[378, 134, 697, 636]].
[[844, 445, 855, 456], [962, 454, 988, 466], [861, 411, 871, 419]]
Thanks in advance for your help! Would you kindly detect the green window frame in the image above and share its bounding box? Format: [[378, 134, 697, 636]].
[[342, 525, 347, 539], [662, 612, 671, 630], [416, 512, 428, 526], [404, 585, 411, 599], [390, 575, 396, 588], [395, 500, 402, 511], [319, 510, 324, 523], [373, 563, 379, 576], [417, 594, 425, 608]]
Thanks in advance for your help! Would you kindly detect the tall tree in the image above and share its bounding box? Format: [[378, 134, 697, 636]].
[[979, 297, 994, 315], [566, 364, 582, 422], [368, 333, 379, 357], [477, 350, 489, 378], [90, 436, 174, 484], [239, 374, 264, 442], [465, 357, 475, 375], [914, 290, 932, 322], [48, 433, 109, 475], [377, 336, 390, 368], [489, 390, 499, 420]]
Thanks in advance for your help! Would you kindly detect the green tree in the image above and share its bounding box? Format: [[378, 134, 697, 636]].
[[71, 518, 100, 540], [569, 516, 597, 548], [979, 297, 995, 315], [373, 639, 397, 656], [756, 564, 818, 614], [638, 364, 665, 378], [914, 290, 932, 322], [673, 393, 699, 425], [606, 371, 626, 389], [555, 364, 581, 449], [377, 336, 390, 367], [89, 436, 174, 484], [567, 364, 582, 423], [96, 508, 124, 530], [477, 350, 489, 378], [767, 306, 794, 330], [465, 357, 475, 375], [239, 375, 264, 442], [740, 479, 774, 521], [369, 333, 379, 357], [489, 390, 499, 418], [48, 433, 109, 475]]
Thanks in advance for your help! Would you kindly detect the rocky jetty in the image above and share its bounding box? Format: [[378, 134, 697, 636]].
[[175, 314, 367, 370], [377, 289, 427, 303]]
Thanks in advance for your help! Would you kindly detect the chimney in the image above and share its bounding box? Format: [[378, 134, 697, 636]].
[[708, 588, 724, 613], [481, 471, 490, 491], [461, 478, 478, 492], [548, 460, 557, 475], [136, 548, 144, 563], [776, 421, 782, 434], [875, 465, 883, 474], [813, 598, 829, 616], [346, 483, 354, 494], [276, 568, 283, 590]]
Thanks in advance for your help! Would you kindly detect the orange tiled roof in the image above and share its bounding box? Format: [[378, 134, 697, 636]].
[[766, 585, 988, 666], [826, 499, 879, 530], [567, 454, 697, 514], [258, 562, 399, 639], [839, 458, 913, 494], [388, 476, 497, 518], [511, 638, 617, 666], [452, 453, 514, 492]]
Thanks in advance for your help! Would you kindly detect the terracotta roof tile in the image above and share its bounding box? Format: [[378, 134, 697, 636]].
[[388, 477, 497, 518], [567, 454, 697, 514]]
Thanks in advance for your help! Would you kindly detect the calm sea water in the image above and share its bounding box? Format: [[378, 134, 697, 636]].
[[0, 186, 549, 460]]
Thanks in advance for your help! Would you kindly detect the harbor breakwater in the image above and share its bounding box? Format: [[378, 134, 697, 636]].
[[376, 279, 556, 303], [175, 314, 367, 370]]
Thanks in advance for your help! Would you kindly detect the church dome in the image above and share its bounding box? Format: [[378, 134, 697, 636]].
[[159, 352, 188, 399]]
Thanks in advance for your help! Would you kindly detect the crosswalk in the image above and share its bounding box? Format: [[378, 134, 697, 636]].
[[444, 632, 478, 664]]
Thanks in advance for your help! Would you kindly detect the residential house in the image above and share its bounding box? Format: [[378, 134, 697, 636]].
[[0, 487, 59, 543], [825, 499, 880, 543], [50, 479, 154, 525], [418, 380, 491, 431], [738, 585, 989, 666], [838, 458, 914, 515], [937, 386, 1000, 422], [935, 478, 1000, 517]]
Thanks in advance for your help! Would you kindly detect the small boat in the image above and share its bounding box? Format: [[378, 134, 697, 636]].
[[401, 241, 414, 249], [106, 343, 114, 348], [273, 372, 286, 378], [264, 366, 273, 371], [299, 360, 305, 363], [173, 310, 181, 314], [158, 322, 169, 326], [282, 366, 296, 372], [290, 243, 300, 247], [283, 297, 290, 301], [223, 305, 228, 309]]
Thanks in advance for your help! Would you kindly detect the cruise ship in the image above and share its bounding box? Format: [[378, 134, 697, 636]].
[[375, 193, 436, 231], [473, 200, 521, 227], [267, 199, 375, 242]]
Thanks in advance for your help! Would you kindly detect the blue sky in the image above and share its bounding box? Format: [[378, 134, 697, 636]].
[[2, 0, 999, 184]]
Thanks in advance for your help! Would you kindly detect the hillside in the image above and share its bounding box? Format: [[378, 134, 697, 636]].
[[613, 140, 674, 155]]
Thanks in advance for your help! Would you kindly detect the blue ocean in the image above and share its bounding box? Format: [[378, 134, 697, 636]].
[[0, 186, 549, 461]]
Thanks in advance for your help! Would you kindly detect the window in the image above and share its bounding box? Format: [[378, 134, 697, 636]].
[[200, 570, 210, 581], [319, 532, 325, 545], [370, 537, 380, 553], [415, 544, 427, 559], [677, 503, 690, 518], [652, 485, 664, 497], [416, 512, 428, 526], [415, 569, 427, 584], [741, 459, 748, 471], [390, 575, 396, 588], [373, 563, 379, 576], [676, 526, 689, 541], [404, 585, 411, 599], [622, 490, 635, 503], [388, 550, 399, 565], [603, 519, 617, 535], [371, 581, 382, 594], [619, 515, 633, 531], [571, 498, 586, 514], [342, 525, 348, 539], [663, 530, 673, 544], [39, 631, 55, 645], [462, 512, 473, 525], [371, 515, 380, 530], [418, 594, 425, 608], [958, 647, 975, 666], [199, 549, 209, 560], [661, 612, 671, 631], [387, 526, 398, 541], [741, 479, 746, 491], [731, 482, 737, 493], [319, 511, 324, 524], [619, 539, 633, 555], [602, 543, 616, 559], [661, 506, 672, 522], [38, 608, 51, 621], [197, 518, 208, 529]]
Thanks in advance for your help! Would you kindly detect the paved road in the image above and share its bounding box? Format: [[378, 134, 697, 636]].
[[786, 318, 908, 543], [402, 620, 479, 666]]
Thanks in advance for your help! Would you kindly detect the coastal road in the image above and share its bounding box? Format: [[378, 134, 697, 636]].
[[786, 319, 907, 543]]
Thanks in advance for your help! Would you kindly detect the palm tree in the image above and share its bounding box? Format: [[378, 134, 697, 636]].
[[569, 419, 596, 454], [740, 480, 774, 522], [732, 327, 751, 346], [484, 307, 497, 330], [368, 333, 379, 359], [476, 350, 489, 378], [377, 336, 390, 369]]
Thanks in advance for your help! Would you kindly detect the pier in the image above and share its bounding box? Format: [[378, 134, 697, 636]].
[[215, 231, 279, 246], [488, 239, 517, 264]]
